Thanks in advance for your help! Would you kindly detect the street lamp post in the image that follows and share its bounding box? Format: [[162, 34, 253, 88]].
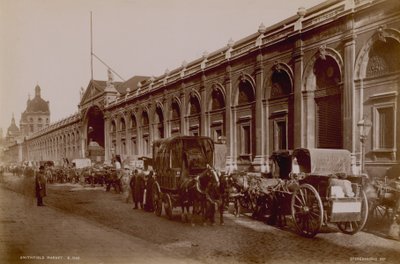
[[357, 119, 372, 174]]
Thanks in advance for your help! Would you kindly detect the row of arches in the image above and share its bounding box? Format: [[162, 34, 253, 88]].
[[28, 126, 81, 162], [102, 29, 399, 168], [26, 27, 399, 172]]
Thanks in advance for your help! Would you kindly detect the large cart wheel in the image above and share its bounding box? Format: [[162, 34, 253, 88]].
[[152, 182, 163, 217], [291, 184, 323, 238], [163, 193, 173, 220], [337, 190, 369, 235], [238, 191, 252, 210]]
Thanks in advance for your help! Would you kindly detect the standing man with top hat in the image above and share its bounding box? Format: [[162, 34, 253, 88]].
[[35, 166, 47, 206]]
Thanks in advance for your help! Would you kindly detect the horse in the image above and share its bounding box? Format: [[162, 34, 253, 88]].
[[178, 164, 221, 225], [221, 172, 250, 217]]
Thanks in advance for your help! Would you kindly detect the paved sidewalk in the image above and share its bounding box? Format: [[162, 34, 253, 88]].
[[0, 185, 201, 264]]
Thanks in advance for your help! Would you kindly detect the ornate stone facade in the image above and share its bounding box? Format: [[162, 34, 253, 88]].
[[6, 0, 400, 178]]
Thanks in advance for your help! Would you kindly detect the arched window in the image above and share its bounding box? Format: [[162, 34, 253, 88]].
[[211, 89, 225, 110], [131, 114, 137, 129], [367, 38, 400, 77], [271, 71, 292, 98], [111, 121, 116, 132], [172, 101, 180, 119], [120, 118, 126, 131], [142, 111, 149, 126], [155, 106, 164, 139], [189, 95, 201, 115], [238, 80, 255, 104], [314, 56, 342, 149]]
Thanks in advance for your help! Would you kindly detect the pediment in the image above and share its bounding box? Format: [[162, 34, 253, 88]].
[[80, 80, 106, 106]]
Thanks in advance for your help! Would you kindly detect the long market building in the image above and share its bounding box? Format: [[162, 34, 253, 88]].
[[4, 0, 400, 179]]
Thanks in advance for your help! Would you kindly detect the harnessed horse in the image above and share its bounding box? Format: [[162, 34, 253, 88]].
[[178, 164, 221, 225]]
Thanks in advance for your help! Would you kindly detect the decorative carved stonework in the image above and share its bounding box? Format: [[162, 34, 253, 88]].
[[273, 61, 282, 72], [367, 55, 388, 76], [239, 71, 246, 83], [377, 26, 387, 43], [319, 45, 327, 60]]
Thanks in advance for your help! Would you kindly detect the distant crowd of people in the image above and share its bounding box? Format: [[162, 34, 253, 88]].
[[1, 159, 157, 211]]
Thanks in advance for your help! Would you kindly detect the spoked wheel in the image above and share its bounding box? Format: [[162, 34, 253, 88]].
[[368, 198, 394, 227], [163, 193, 173, 220], [291, 184, 323, 238], [238, 191, 252, 210], [152, 182, 162, 217], [337, 190, 369, 235]]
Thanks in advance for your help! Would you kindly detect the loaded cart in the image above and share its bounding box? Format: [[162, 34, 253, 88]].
[[268, 148, 369, 237], [151, 136, 216, 219]]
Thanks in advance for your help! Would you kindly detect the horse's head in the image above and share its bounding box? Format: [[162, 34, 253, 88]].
[[230, 172, 249, 191]]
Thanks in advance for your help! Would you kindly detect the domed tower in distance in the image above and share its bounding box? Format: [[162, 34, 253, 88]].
[[5, 114, 21, 146], [19, 85, 50, 137]]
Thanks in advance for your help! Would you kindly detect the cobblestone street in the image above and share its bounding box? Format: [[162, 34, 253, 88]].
[[1, 173, 400, 264]]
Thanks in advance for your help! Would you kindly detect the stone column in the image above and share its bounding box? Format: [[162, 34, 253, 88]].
[[293, 38, 304, 148], [200, 74, 207, 136], [343, 27, 356, 152], [165, 96, 172, 138], [253, 53, 265, 170], [180, 88, 186, 135], [104, 114, 111, 163], [224, 65, 233, 171]]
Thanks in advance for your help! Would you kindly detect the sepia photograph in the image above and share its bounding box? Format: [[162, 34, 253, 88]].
[[0, 0, 400, 263]]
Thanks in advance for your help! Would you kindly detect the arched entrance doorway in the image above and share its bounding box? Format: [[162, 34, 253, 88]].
[[85, 105, 105, 162], [314, 56, 342, 149]]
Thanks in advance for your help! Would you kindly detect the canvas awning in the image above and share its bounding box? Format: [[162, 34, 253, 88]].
[[292, 148, 352, 176]]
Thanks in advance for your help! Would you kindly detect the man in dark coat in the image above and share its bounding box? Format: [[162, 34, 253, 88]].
[[144, 171, 155, 212], [133, 170, 145, 209], [35, 166, 47, 206], [129, 169, 137, 207]]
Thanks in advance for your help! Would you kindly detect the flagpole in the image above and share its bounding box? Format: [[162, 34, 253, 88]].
[[90, 11, 93, 81]]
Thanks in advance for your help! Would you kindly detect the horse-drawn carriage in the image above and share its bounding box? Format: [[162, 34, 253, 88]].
[[231, 148, 369, 238], [367, 165, 400, 231], [151, 136, 221, 223]]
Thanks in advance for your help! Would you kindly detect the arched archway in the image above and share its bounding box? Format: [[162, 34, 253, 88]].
[[355, 29, 400, 172], [84, 105, 105, 162], [235, 78, 256, 165], [187, 92, 201, 136], [314, 56, 342, 149], [86, 105, 105, 147], [170, 97, 181, 136], [303, 47, 344, 149], [208, 84, 226, 142], [268, 67, 294, 151], [141, 110, 150, 156], [154, 104, 164, 139]]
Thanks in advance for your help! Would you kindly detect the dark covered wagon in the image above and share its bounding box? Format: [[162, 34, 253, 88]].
[[151, 136, 215, 219]]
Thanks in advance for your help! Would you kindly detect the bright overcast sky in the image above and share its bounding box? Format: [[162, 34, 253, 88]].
[[0, 0, 324, 134]]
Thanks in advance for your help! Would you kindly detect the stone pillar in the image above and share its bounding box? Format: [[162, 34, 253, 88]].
[[343, 26, 356, 152], [302, 90, 315, 148], [224, 65, 234, 171], [180, 88, 186, 135], [253, 53, 265, 170], [200, 74, 207, 136], [165, 96, 172, 138], [103, 114, 112, 162], [293, 38, 304, 148]]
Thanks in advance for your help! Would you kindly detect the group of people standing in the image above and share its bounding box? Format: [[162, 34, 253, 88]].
[[129, 169, 155, 211], [112, 157, 155, 212]]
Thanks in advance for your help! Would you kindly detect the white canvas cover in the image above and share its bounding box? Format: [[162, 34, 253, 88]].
[[72, 158, 92, 169], [292, 148, 352, 176]]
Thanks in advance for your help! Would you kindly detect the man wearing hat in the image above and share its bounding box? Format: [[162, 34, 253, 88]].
[[35, 165, 47, 206]]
